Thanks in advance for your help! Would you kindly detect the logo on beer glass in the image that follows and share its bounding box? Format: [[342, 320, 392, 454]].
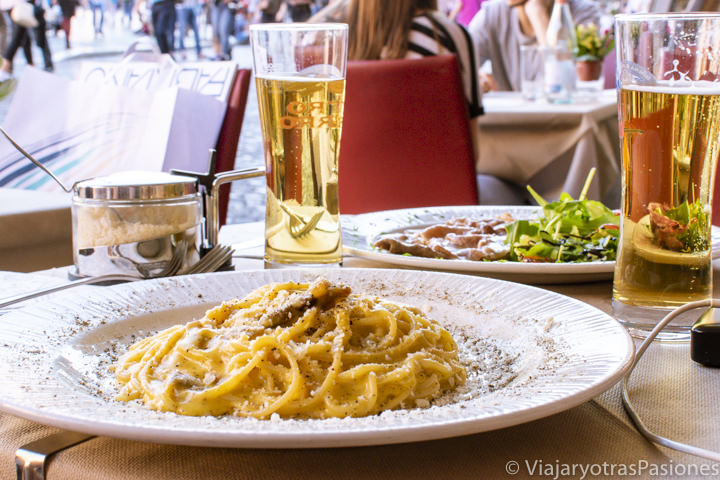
[[280, 100, 343, 129]]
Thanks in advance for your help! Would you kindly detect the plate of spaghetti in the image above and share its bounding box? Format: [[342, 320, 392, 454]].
[[0, 269, 633, 448]]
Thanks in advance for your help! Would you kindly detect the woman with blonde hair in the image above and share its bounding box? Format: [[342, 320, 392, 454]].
[[347, 0, 482, 118]]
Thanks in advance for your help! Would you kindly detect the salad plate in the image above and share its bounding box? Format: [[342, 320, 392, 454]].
[[342, 206, 720, 284], [0, 269, 633, 448]]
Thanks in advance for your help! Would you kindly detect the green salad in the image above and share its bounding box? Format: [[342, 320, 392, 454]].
[[505, 170, 620, 263]]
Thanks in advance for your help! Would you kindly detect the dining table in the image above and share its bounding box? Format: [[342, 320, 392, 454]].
[[0, 220, 718, 480], [0, 188, 72, 272], [476, 90, 621, 208]]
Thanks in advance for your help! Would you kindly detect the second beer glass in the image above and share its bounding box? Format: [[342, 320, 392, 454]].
[[250, 24, 348, 267], [613, 14, 720, 339]]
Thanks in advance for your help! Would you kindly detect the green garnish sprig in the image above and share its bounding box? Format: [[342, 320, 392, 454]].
[[505, 169, 620, 263]]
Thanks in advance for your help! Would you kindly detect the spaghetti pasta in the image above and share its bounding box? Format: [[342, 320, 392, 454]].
[[114, 278, 466, 419]]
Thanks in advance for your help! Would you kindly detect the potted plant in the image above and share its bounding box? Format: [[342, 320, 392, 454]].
[[575, 23, 615, 82]]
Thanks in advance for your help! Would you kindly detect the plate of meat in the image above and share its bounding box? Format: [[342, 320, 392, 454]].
[[341, 205, 720, 284]]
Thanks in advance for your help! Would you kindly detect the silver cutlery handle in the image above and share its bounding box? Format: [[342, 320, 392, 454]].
[[0, 274, 139, 309], [1, 243, 231, 310], [16, 431, 95, 480]]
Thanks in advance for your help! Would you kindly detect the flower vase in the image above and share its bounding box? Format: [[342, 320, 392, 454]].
[[575, 59, 604, 97]]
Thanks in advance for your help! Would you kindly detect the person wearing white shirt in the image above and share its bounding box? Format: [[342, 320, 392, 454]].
[[468, 0, 598, 91]]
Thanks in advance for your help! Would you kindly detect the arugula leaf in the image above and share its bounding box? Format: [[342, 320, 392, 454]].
[[506, 170, 620, 263], [505, 220, 539, 261]]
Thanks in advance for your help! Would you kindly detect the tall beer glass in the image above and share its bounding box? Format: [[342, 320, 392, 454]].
[[613, 14, 720, 339], [249, 24, 347, 267]]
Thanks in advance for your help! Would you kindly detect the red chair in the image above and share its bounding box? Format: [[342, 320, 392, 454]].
[[338, 55, 479, 214], [214, 68, 252, 225], [171, 68, 254, 230]]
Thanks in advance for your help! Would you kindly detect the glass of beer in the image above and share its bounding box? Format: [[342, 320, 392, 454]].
[[613, 13, 720, 340], [249, 24, 347, 267]]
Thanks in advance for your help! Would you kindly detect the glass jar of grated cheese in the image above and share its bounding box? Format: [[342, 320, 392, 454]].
[[71, 171, 201, 277]]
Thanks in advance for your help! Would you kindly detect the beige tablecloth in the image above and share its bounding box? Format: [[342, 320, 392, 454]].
[[477, 91, 621, 207], [1, 224, 719, 479]]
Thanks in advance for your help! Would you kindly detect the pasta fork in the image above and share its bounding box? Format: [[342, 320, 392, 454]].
[[179, 244, 234, 275], [280, 203, 324, 238]]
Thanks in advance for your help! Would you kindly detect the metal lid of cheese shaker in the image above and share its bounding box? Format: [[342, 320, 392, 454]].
[[73, 171, 197, 201]]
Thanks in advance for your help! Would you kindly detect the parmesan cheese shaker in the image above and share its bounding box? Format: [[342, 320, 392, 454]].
[[71, 171, 202, 277]]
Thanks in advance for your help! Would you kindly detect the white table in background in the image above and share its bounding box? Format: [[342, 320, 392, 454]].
[[477, 90, 621, 206]]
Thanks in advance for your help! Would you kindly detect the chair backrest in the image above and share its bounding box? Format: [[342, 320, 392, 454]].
[[214, 68, 252, 225], [338, 55, 479, 214]]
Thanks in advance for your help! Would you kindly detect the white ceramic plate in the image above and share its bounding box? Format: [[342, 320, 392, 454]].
[[0, 269, 633, 448], [342, 206, 720, 284]]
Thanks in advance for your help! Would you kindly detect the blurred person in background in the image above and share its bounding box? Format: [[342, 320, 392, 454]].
[[233, 0, 249, 44], [0, 0, 11, 54], [245, 0, 259, 22], [285, 0, 314, 21], [45, 1, 62, 36], [134, 0, 151, 34], [58, 0, 77, 48], [0, 0, 33, 68], [0, 0, 53, 81], [121, 0, 134, 27], [310, 0, 468, 27], [348, 0, 482, 118], [210, 0, 234, 59], [308, 0, 346, 21], [151, 0, 176, 53], [108, 0, 119, 28], [257, 0, 281, 21], [468, 0, 598, 91], [88, 0, 106, 36], [438, 0, 461, 17], [176, 0, 202, 58]]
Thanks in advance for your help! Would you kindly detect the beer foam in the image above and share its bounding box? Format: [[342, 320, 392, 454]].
[[623, 80, 720, 95], [257, 71, 344, 82]]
